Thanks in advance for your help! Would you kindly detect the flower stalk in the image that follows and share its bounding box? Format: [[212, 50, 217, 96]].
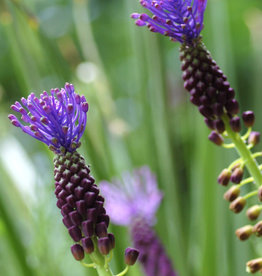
[[221, 115, 262, 188]]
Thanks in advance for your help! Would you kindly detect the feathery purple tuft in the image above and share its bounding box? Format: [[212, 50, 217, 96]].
[[8, 83, 88, 154], [131, 0, 207, 44], [100, 166, 162, 226]]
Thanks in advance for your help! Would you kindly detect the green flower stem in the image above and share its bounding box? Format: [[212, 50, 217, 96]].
[[238, 177, 254, 188], [95, 266, 114, 276], [88, 238, 114, 276], [243, 190, 258, 200], [222, 115, 262, 187]]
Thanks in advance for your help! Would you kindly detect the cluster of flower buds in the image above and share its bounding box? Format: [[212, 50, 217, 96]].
[[179, 41, 261, 148], [221, 166, 262, 216], [54, 151, 114, 260]]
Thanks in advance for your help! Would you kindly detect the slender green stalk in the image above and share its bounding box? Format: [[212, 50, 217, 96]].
[[222, 115, 262, 187], [87, 238, 114, 276], [95, 266, 114, 276]]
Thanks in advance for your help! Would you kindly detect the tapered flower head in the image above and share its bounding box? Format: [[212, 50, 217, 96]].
[[8, 83, 88, 154], [100, 168, 176, 276], [100, 166, 162, 226], [131, 0, 207, 44]]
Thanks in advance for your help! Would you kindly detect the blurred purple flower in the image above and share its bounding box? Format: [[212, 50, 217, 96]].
[[131, 0, 207, 44], [100, 167, 177, 276], [100, 166, 162, 226], [8, 83, 88, 154]]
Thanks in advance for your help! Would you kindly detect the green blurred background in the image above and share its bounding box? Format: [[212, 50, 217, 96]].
[[1, 0, 262, 275]]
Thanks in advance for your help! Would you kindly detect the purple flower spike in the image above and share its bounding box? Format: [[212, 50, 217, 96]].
[[8, 83, 88, 154], [132, 0, 207, 44], [100, 166, 162, 226], [100, 167, 177, 276]]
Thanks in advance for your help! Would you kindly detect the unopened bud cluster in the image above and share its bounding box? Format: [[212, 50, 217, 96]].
[[218, 165, 244, 188], [179, 41, 260, 148], [54, 151, 115, 260], [181, 42, 239, 130]]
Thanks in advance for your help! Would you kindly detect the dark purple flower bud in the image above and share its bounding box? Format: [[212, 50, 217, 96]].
[[62, 215, 74, 228], [230, 117, 241, 132], [86, 208, 98, 222], [81, 237, 94, 254], [61, 204, 73, 216], [217, 169, 231, 186], [242, 111, 255, 128], [65, 183, 75, 193], [131, 0, 207, 44], [97, 214, 110, 227], [225, 99, 239, 115], [208, 131, 224, 146], [66, 194, 76, 208], [214, 119, 225, 134], [70, 175, 80, 185], [82, 220, 94, 237], [69, 211, 82, 226], [74, 186, 85, 199], [224, 185, 240, 202], [108, 233, 115, 250], [229, 197, 246, 213], [98, 237, 111, 255], [57, 199, 66, 209], [90, 185, 100, 195], [190, 95, 201, 106], [235, 225, 253, 241], [94, 201, 104, 214], [95, 222, 108, 238], [246, 258, 262, 273], [84, 192, 97, 207], [246, 205, 261, 221], [125, 248, 139, 266], [76, 200, 86, 216], [230, 167, 243, 184], [80, 178, 92, 190], [248, 131, 260, 146], [71, 244, 84, 261], [204, 118, 214, 130], [199, 105, 213, 118], [68, 226, 82, 242], [212, 103, 224, 117], [226, 88, 235, 100], [253, 221, 262, 237]]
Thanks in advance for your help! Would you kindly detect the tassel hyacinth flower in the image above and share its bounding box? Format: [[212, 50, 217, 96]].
[[8, 83, 138, 276], [132, 0, 262, 272], [100, 166, 177, 276]]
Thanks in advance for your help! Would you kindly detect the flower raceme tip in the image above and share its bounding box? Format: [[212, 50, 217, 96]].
[[131, 0, 207, 44], [8, 83, 88, 154]]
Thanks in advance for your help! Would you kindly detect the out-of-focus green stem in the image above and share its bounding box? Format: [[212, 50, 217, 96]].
[[222, 115, 262, 187]]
